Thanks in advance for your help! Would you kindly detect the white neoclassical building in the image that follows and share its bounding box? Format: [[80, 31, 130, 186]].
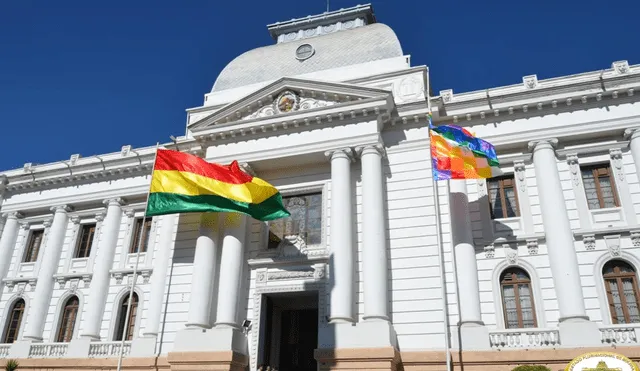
[[1, 4, 640, 371]]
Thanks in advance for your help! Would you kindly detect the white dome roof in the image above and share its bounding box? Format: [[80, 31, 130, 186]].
[[211, 23, 403, 92]]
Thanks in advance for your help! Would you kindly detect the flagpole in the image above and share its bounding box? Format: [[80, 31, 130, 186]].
[[426, 67, 452, 371], [116, 142, 161, 371]]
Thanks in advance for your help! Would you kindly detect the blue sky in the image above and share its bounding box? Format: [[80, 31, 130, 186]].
[[1, 0, 637, 171]]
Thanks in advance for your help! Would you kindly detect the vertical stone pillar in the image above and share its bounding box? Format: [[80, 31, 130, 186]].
[[358, 144, 389, 321], [23, 205, 71, 341], [187, 213, 220, 329], [625, 128, 640, 177], [529, 139, 599, 345], [449, 180, 489, 349], [325, 149, 355, 323], [215, 213, 247, 328], [0, 212, 23, 286], [143, 213, 178, 336], [80, 198, 125, 340]]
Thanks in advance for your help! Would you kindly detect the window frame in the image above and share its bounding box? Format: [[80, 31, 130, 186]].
[[129, 217, 152, 254], [74, 223, 96, 258], [23, 229, 44, 263], [266, 191, 323, 250], [2, 299, 25, 343], [487, 175, 520, 219], [603, 260, 640, 324], [500, 268, 538, 329], [55, 296, 79, 343], [580, 163, 620, 210], [114, 293, 139, 341]]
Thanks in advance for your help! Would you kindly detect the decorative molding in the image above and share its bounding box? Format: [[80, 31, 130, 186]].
[[583, 234, 596, 250], [523, 75, 538, 89], [612, 60, 630, 75], [603, 234, 622, 258], [42, 218, 53, 228], [121, 145, 132, 157], [266, 269, 315, 281], [477, 179, 487, 197], [609, 148, 625, 182], [484, 244, 495, 259], [504, 244, 518, 264], [440, 89, 453, 103], [630, 230, 640, 247], [526, 239, 539, 255], [566, 153, 581, 187], [110, 268, 153, 285], [513, 161, 527, 192]]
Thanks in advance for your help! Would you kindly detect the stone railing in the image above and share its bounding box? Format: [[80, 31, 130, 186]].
[[88, 341, 131, 358], [600, 324, 639, 345], [0, 344, 10, 358], [489, 328, 560, 349], [28, 343, 69, 358]]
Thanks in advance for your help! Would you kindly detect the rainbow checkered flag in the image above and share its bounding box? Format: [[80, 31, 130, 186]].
[[428, 114, 501, 180]]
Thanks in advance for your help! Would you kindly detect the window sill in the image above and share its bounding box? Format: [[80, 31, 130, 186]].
[[53, 273, 92, 289], [110, 268, 153, 285], [2, 276, 37, 292]]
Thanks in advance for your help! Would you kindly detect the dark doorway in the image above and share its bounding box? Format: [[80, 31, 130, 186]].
[[259, 292, 318, 371]]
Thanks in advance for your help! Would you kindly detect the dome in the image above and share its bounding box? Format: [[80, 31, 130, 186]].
[[211, 23, 403, 92]]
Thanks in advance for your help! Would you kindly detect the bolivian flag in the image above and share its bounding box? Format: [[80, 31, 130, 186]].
[[146, 149, 290, 221]]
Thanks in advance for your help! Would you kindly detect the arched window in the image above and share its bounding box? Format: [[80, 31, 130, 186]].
[[2, 299, 25, 343], [56, 296, 79, 342], [115, 293, 139, 341], [603, 260, 640, 324], [500, 268, 537, 328]]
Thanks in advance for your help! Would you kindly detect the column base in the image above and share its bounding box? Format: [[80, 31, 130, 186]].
[[172, 326, 248, 355], [319, 320, 397, 348], [452, 323, 491, 350], [168, 350, 248, 371], [8, 339, 35, 358], [315, 347, 401, 371], [558, 318, 601, 346]]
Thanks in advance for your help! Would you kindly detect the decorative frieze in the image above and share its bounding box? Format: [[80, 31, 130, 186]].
[[484, 244, 495, 259], [523, 75, 538, 89], [514, 161, 527, 192], [612, 60, 630, 75], [526, 239, 539, 255], [566, 153, 581, 187], [630, 230, 640, 247], [604, 235, 622, 258], [609, 148, 624, 182]]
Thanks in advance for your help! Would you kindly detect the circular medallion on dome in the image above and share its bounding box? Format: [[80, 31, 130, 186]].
[[274, 90, 299, 114], [295, 44, 315, 61]]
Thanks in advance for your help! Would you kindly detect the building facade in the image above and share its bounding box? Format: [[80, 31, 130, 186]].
[[1, 4, 640, 371]]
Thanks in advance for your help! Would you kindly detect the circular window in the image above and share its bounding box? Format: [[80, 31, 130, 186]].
[[295, 44, 315, 61]]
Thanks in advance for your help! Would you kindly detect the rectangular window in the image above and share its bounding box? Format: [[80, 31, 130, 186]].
[[487, 175, 519, 219], [130, 217, 152, 253], [267, 193, 322, 249], [75, 224, 96, 258], [23, 230, 44, 262], [581, 164, 620, 210]]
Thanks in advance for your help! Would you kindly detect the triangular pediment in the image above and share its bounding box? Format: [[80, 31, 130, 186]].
[[189, 77, 392, 131]]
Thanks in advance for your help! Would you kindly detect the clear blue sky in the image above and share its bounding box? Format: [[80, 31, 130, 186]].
[[1, 0, 637, 171]]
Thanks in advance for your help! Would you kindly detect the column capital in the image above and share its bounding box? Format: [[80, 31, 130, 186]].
[[103, 198, 126, 207], [609, 148, 623, 159], [527, 138, 558, 153], [70, 215, 82, 225], [50, 205, 73, 214], [566, 153, 580, 165], [2, 211, 24, 220], [43, 217, 53, 228], [624, 127, 640, 140], [124, 208, 137, 218], [19, 221, 31, 230], [95, 211, 107, 222], [355, 143, 386, 158], [324, 148, 354, 162]]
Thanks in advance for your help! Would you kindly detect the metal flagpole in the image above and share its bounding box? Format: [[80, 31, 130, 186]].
[[426, 67, 452, 371], [116, 142, 161, 371]]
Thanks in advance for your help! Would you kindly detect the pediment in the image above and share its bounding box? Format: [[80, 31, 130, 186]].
[[189, 77, 392, 131]]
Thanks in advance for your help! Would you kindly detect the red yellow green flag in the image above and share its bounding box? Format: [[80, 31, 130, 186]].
[[146, 149, 290, 221]]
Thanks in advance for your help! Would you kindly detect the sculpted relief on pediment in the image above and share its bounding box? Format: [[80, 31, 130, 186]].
[[241, 89, 338, 121]]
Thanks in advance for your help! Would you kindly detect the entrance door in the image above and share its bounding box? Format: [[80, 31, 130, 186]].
[[258, 292, 318, 371], [278, 309, 318, 371]]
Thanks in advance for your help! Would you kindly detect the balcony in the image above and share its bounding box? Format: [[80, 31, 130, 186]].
[[489, 328, 560, 349], [600, 324, 639, 345], [0, 340, 132, 359], [28, 343, 68, 358], [0, 344, 10, 358], [88, 341, 131, 357]]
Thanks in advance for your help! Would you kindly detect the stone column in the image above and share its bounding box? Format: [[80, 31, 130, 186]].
[[143, 213, 178, 336], [80, 198, 124, 340], [358, 144, 389, 321], [215, 213, 247, 328], [529, 139, 599, 345], [186, 213, 220, 329], [325, 149, 355, 323], [449, 180, 489, 349], [23, 205, 71, 341], [0, 212, 23, 284], [625, 128, 640, 176]]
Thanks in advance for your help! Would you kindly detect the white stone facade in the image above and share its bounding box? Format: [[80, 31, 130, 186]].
[[1, 4, 640, 369]]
